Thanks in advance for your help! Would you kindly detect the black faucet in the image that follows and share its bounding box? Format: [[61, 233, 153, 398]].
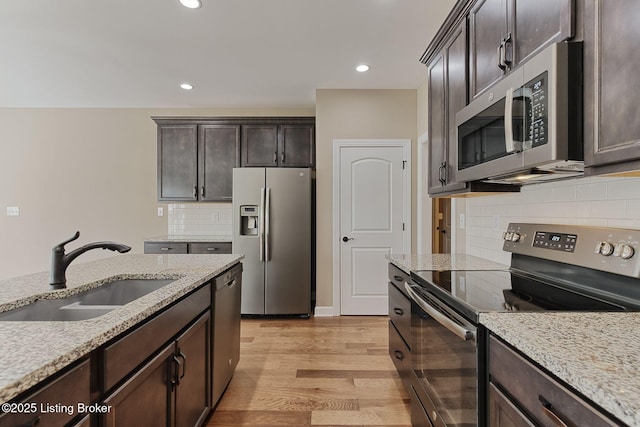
[[49, 231, 131, 289]]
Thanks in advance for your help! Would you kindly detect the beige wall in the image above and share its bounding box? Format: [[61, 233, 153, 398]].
[[315, 89, 417, 308], [0, 107, 313, 280]]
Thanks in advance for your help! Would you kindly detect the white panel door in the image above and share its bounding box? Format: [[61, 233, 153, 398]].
[[339, 145, 406, 315]]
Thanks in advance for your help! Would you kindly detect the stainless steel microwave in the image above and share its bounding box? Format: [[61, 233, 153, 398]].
[[456, 42, 583, 184]]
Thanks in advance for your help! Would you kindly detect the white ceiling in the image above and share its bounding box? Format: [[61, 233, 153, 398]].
[[0, 0, 455, 108]]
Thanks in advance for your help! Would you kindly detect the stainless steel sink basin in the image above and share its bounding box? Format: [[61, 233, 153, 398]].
[[0, 278, 175, 321]]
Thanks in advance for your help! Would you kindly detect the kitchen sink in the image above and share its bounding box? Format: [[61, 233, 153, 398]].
[[0, 278, 175, 321]]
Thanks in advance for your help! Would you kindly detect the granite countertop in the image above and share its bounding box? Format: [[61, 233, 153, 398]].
[[481, 312, 640, 426], [386, 253, 509, 273], [144, 235, 232, 243], [0, 253, 243, 404]]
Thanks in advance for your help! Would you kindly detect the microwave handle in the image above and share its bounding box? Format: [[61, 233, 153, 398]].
[[504, 87, 519, 153]]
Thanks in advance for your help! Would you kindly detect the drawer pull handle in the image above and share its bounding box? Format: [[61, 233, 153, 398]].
[[394, 350, 404, 361], [206, 247, 219, 251], [393, 275, 403, 282], [394, 308, 404, 316], [160, 247, 172, 251], [539, 395, 569, 427]]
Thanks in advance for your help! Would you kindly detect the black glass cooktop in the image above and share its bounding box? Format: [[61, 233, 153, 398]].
[[409, 269, 628, 322]]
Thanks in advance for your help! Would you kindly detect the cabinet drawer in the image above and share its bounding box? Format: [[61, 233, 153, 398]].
[[389, 321, 411, 390], [388, 281, 410, 347], [189, 242, 231, 254], [489, 335, 619, 427], [0, 359, 90, 427], [102, 284, 211, 392], [144, 242, 188, 254], [388, 264, 410, 296]]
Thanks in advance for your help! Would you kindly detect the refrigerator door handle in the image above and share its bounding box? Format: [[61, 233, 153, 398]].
[[259, 187, 266, 262], [265, 187, 271, 261]]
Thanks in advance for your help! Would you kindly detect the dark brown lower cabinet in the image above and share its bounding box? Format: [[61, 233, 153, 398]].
[[175, 313, 210, 427], [102, 312, 210, 427], [0, 359, 90, 427], [102, 344, 174, 427], [489, 335, 619, 427], [488, 383, 535, 427]]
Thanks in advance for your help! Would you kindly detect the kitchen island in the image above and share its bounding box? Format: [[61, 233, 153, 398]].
[[0, 253, 243, 425]]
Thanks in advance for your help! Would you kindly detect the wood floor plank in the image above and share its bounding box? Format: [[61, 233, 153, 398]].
[[207, 317, 410, 427]]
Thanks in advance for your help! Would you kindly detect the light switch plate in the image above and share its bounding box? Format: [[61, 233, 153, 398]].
[[6, 206, 19, 216], [157, 207, 164, 217], [459, 213, 465, 230]]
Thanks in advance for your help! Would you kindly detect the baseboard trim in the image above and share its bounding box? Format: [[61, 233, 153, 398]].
[[313, 306, 336, 317]]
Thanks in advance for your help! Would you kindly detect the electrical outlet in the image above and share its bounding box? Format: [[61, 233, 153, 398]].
[[6, 206, 19, 216], [157, 207, 164, 217], [459, 214, 465, 230], [212, 213, 220, 222]]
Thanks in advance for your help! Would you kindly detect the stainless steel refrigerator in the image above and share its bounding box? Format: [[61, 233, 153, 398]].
[[232, 167, 312, 316]]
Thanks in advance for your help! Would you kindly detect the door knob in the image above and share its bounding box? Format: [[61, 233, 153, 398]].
[[342, 236, 354, 242]]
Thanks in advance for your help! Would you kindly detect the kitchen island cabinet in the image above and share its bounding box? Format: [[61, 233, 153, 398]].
[[0, 254, 244, 427], [103, 312, 211, 427]]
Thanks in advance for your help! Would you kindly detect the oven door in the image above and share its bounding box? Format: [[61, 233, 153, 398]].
[[405, 283, 480, 427]]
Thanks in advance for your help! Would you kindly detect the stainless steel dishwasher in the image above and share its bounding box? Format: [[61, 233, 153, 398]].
[[212, 263, 243, 406]]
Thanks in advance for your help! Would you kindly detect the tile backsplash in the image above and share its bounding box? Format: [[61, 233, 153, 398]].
[[461, 176, 640, 264], [168, 203, 232, 237]]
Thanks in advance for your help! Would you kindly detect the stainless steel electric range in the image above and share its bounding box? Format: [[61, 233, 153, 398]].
[[406, 223, 640, 427]]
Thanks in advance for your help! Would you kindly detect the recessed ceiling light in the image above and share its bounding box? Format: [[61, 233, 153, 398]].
[[179, 0, 202, 9], [180, 83, 194, 90], [356, 64, 370, 73]]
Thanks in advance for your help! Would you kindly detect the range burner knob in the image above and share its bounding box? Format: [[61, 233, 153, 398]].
[[510, 232, 521, 242], [596, 241, 615, 256], [503, 232, 512, 241], [616, 244, 635, 259]]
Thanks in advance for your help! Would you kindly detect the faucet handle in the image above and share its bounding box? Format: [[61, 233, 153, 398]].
[[53, 231, 81, 253]]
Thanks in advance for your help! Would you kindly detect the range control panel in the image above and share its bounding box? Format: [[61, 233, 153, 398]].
[[532, 231, 577, 252], [502, 223, 640, 278]]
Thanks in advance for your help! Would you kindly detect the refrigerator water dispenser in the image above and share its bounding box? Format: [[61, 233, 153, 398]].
[[240, 205, 259, 236]]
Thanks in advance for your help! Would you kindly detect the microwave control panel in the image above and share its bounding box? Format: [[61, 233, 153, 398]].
[[527, 71, 548, 147]]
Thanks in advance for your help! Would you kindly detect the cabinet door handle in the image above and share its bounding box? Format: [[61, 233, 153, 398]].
[[273, 151, 277, 164], [497, 41, 506, 70], [539, 395, 569, 427], [393, 275, 403, 282], [193, 186, 198, 198], [394, 308, 404, 316], [394, 350, 404, 361], [503, 32, 512, 67], [172, 355, 182, 386], [201, 186, 205, 198], [177, 350, 186, 381], [281, 152, 285, 163]]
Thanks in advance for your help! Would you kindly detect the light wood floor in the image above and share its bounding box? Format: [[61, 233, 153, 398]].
[[207, 316, 411, 427]]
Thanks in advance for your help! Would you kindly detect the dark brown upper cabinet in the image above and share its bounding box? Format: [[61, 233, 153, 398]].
[[469, 0, 574, 99], [199, 125, 241, 201], [155, 122, 240, 202], [240, 123, 315, 168], [583, 0, 640, 175], [427, 19, 468, 194], [157, 124, 199, 202]]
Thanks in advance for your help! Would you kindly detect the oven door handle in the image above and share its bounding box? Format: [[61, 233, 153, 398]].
[[405, 283, 476, 342]]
